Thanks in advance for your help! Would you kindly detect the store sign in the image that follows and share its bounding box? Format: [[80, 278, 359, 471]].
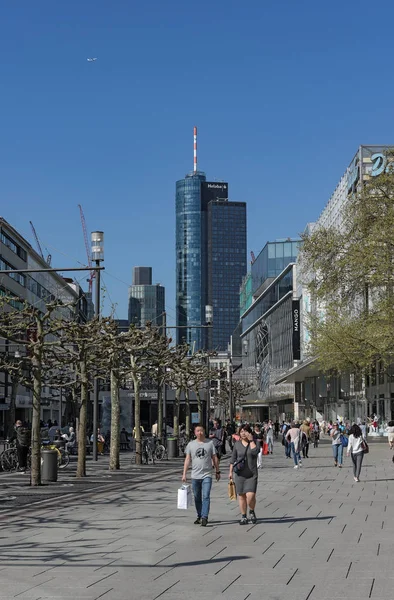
[[370, 153, 394, 176], [292, 300, 301, 360]]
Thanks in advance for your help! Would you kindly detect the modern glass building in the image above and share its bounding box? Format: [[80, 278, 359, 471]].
[[240, 272, 253, 317], [176, 171, 207, 348], [251, 239, 300, 296], [208, 200, 247, 351], [128, 267, 165, 328]]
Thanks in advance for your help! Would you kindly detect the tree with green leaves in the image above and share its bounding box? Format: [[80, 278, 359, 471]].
[[301, 157, 394, 374]]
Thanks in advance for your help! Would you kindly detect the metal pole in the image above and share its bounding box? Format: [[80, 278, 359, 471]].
[[59, 387, 63, 428], [92, 260, 100, 461], [0, 267, 104, 274], [162, 312, 167, 447], [229, 357, 233, 421]]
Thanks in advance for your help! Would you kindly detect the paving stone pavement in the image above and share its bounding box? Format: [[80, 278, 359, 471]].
[[0, 440, 393, 600]]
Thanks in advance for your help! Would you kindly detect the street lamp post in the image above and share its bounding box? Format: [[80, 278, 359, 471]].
[[91, 231, 104, 461]]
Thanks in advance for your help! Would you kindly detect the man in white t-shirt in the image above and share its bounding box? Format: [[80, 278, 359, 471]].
[[182, 424, 220, 527]]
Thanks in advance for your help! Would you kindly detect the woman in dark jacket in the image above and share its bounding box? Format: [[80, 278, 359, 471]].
[[228, 424, 260, 525]]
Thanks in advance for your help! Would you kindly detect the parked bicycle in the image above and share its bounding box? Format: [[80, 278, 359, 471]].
[[153, 437, 167, 461], [0, 444, 31, 472]]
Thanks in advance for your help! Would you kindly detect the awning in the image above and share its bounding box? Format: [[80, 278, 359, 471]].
[[274, 357, 320, 385]]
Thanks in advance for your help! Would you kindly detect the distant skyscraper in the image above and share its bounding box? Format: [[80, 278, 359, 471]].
[[175, 127, 246, 351], [128, 267, 165, 328], [133, 267, 152, 286]]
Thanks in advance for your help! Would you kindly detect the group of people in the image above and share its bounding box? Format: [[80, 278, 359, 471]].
[[182, 422, 259, 527], [182, 415, 375, 526]]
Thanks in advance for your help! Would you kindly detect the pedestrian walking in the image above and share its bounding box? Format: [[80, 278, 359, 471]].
[[282, 421, 291, 459], [225, 419, 235, 451], [346, 424, 365, 482], [182, 424, 220, 527], [253, 424, 264, 469], [300, 420, 310, 458], [386, 421, 394, 450], [209, 419, 224, 460], [286, 422, 302, 469], [330, 423, 343, 467], [229, 424, 259, 525], [266, 421, 274, 454]]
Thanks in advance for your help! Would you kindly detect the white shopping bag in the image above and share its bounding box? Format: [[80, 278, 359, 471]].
[[177, 484, 192, 510]]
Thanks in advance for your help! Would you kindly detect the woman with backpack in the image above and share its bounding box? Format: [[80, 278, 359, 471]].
[[229, 424, 260, 525], [346, 424, 366, 482]]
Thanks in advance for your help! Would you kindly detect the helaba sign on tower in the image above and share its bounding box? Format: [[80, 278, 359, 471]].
[[201, 181, 229, 209]]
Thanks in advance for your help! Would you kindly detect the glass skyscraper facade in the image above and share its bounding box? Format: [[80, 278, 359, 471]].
[[128, 266, 165, 327], [176, 171, 207, 349], [176, 171, 246, 351], [208, 200, 247, 351]]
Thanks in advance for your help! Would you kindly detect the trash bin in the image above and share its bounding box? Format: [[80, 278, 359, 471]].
[[41, 449, 58, 482], [167, 437, 178, 459]]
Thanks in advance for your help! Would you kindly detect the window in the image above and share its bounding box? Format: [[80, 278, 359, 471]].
[[1, 231, 27, 261], [0, 256, 26, 287]]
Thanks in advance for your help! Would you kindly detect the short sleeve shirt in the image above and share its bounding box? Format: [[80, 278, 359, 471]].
[[186, 439, 217, 480]]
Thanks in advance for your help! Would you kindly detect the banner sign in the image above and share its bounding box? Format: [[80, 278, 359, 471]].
[[292, 300, 301, 360]]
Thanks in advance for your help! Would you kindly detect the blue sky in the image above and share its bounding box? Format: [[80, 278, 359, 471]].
[[1, 0, 394, 324]]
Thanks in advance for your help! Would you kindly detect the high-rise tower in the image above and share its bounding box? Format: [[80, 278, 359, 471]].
[[176, 128, 247, 351]]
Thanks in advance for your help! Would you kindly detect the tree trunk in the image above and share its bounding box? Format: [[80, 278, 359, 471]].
[[31, 351, 42, 486], [196, 389, 203, 425], [173, 387, 181, 438], [133, 376, 142, 465], [8, 375, 18, 438], [76, 361, 88, 478], [157, 378, 163, 440], [185, 388, 191, 440], [109, 369, 120, 470]]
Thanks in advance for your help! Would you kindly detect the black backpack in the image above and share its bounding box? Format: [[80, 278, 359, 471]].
[[17, 427, 31, 447]]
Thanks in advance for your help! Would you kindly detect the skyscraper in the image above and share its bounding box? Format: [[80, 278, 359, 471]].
[[207, 200, 247, 351], [128, 267, 165, 328], [176, 128, 246, 351], [132, 267, 152, 286]]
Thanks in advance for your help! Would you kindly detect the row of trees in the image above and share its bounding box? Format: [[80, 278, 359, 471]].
[[0, 297, 241, 486], [300, 153, 394, 377]]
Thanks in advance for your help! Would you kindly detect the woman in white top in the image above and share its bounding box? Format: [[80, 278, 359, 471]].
[[346, 424, 365, 482], [385, 421, 394, 450]]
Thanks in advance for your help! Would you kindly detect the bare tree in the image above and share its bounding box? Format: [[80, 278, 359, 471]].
[[0, 297, 74, 485]]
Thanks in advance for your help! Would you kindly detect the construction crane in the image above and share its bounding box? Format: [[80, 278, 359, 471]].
[[78, 204, 94, 293], [250, 251, 256, 264], [30, 221, 52, 266]]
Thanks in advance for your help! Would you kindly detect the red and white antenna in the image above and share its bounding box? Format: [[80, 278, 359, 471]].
[[193, 126, 197, 173]]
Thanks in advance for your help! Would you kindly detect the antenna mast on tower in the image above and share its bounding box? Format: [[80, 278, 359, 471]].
[[193, 126, 197, 173]]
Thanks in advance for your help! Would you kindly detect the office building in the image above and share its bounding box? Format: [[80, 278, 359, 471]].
[[207, 200, 246, 351], [133, 267, 152, 286], [128, 267, 165, 328], [0, 217, 86, 429], [176, 128, 246, 351], [276, 146, 394, 423]]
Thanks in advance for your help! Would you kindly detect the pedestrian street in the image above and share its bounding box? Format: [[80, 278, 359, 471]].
[[0, 440, 393, 600]]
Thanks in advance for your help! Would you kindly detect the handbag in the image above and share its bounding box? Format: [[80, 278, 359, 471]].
[[263, 442, 269, 455], [233, 443, 248, 474], [340, 435, 349, 448], [228, 479, 237, 501], [361, 439, 369, 454]]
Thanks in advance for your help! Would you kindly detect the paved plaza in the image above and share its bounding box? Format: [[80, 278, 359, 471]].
[[0, 440, 393, 600]]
